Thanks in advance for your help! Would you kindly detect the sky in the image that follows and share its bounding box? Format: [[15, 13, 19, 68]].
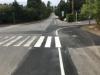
[[0, 0, 27, 5], [0, 0, 67, 6], [43, 0, 67, 6], [42, 0, 60, 6]]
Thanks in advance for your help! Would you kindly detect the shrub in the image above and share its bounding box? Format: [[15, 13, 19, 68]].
[[95, 0, 100, 25], [67, 14, 75, 22], [78, 14, 89, 21], [0, 0, 52, 24]]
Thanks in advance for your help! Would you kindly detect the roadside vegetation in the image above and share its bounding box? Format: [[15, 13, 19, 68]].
[[55, 0, 84, 21], [55, 0, 100, 25], [0, 0, 52, 24]]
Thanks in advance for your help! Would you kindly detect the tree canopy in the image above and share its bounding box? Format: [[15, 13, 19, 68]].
[[0, 0, 52, 24]]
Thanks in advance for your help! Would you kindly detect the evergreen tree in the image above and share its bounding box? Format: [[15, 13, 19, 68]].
[[55, 0, 67, 19], [27, 0, 51, 20], [47, 1, 51, 8], [27, 0, 42, 8], [47, 1, 52, 13], [0, 0, 52, 24], [68, 0, 85, 13]]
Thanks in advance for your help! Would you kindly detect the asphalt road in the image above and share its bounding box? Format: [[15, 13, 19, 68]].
[[0, 14, 64, 75], [0, 14, 100, 75]]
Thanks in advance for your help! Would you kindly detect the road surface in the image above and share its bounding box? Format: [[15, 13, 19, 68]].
[[0, 14, 100, 75]]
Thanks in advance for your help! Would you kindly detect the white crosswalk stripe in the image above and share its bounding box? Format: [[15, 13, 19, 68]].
[[0, 36, 16, 45], [4, 36, 23, 46], [34, 36, 45, 47], [14, 36, 31, 47], [0, 36, 8, 41], [23, 36, 37, 47], [55, 36, 61, 48], [0, 36, 62, 48], [4, 36, 9, 39], [45, 36, 52, 48]]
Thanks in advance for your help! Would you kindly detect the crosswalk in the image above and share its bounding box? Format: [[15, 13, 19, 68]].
[[0, 35, 62, 48], [45, 36, 52, 48]]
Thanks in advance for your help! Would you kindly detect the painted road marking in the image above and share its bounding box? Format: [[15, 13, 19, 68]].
[[14, 36, 30, 47], [72, 35, 77, 38], [4, 36, 9, 39], [34, 36, 45, 47], [0, 36, 16, 45], [56, 28, 65, 75], [4, 36, 23, 46], [55, 36, 61, 48], [0, 36, 62, 48], [45, 36, 52, 48], [58, 48, 65, 75], [0, 36, 8, 41], [23, 36, 36, 47]]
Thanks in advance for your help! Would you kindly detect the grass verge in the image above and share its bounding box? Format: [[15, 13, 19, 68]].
[[82, 24, 100, 36]]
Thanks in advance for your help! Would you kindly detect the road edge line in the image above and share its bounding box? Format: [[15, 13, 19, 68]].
[[56, 28, 65, 75]]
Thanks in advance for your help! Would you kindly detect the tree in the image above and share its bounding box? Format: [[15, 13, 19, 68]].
[[0, 0, 51, 24], [11, 0, 23, 22], [55, 0, 85, 21], [81, 2, 96, 17], [55, 0, 67, 20], [68, 0, 85, 13], [47, 1, 52, 13], [27, 0, 51, 20], [0, 4, 13, 23], [80, 0, 96, 20], [95, 0, 100, 25], [27, 0, 42, 8], [80, 0, 100, 24], [47, 1, 51, 8], [0, 4, 12, 13]]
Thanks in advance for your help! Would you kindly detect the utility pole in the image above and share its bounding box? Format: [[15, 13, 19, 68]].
[[12, 12, 15, 24], [72, 0, 74, 14], [75, 11, 78, 22], [89, 0, 91, 25]]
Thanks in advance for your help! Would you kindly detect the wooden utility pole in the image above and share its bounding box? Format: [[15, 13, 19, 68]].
[[89, 0, 91, 25], [12, 12, 15, 24], [72, 0, 74, 14]]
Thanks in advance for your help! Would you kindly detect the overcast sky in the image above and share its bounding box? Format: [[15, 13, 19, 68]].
[[42, 0, 61, 6], [0, 0, 67, 6]]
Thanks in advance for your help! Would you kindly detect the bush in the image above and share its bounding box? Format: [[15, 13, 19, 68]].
[[78, 14, 89, 21], [80, 1, 96, 21], [95, 0, 100, 25], [0, 1, 52, 24], [0, 5, 14, 24], [66, 14, 75, 22]]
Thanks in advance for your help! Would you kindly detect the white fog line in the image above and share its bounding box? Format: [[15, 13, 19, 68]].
[[45, 36, 52, 48], [55, 36, 61, 48], [58, 48, 65, 75], [23, 36, 36, 47], [14, 36, 30, 47], [56, 28, 65, 75], [4, 36, 23, 46], [0, 36, 16, 45], [34, 36, 45, 47]]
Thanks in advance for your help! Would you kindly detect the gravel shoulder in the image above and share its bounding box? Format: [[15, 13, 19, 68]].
[[82, 25, 100, 36]]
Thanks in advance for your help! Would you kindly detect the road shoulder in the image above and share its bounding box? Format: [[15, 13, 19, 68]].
[[57, 27, 100, 75]]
